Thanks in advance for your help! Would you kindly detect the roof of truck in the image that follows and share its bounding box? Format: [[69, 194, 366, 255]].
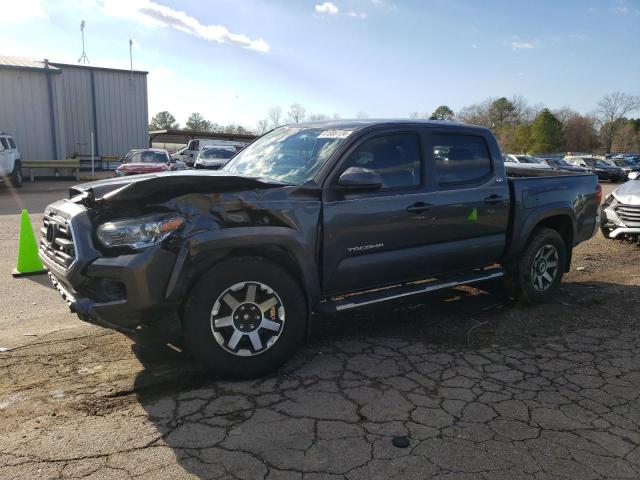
[[292, 119, 488, 131]]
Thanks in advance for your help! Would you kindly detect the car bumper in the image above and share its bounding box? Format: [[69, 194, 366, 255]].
[[39, 200, 179, 332], [600, 202, 640, 238]]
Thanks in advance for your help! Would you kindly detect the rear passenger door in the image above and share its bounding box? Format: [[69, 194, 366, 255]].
[[421, 132, 510, 273]]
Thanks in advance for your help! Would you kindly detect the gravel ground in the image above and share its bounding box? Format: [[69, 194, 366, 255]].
[[2, 181, 640, 479]]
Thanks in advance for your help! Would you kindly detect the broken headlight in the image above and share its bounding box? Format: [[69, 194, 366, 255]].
[[604, 194, 618, 208], [96, 214, 184, 250]]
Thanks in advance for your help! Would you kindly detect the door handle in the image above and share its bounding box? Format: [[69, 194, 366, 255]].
[[406, 202, 432, 214], [484, 194, 505, 204]]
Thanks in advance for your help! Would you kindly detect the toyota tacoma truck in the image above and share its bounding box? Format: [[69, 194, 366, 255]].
[[40, 120, 601, 378]]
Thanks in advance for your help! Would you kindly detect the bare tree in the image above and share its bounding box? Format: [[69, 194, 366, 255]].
[[256, 119, 270, 135], [287, 102, 306, 124], [597, 92, 640, 153], [356, 111, 369, 119], [268, 106, 283, 128]]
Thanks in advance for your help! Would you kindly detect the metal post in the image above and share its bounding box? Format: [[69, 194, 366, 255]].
[[91, 131, 95, 177]]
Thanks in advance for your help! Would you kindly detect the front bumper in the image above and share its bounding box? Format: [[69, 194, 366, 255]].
[[600, 201, 640, 238], [39, 200, 179, 331]]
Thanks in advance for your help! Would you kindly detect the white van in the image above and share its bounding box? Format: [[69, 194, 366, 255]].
[[173, 139, 247, 167], [0, 132, 22, 187]]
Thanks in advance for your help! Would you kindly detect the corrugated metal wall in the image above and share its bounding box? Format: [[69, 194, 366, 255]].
[[0, 69, 67, 160], [56, 65, 148, 158]]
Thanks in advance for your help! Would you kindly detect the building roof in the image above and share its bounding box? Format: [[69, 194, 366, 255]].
[[49, 62, 148, 75], [0, 55, 60, 72], [0, 55, 147, 75]]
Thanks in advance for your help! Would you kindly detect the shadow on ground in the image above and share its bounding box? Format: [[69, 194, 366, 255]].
[[130, 280, 640, 479]]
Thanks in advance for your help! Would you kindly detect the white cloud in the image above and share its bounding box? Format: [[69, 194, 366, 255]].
[[3, 0, 48, 22], [103, 0, 270, 53], [315, 2, 339, 15], [613, 6, 629, 14], [347, 11, 367, 19], [471, 44, 478, 49], [511, 41, 535, 50]]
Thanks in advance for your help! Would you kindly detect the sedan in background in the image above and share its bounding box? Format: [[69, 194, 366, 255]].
[[540, 157, 589, 173], [115, 149, 186, 177], [566, 156, 626, 182], [194, 145, 237, 170], [612, 157, 640, 180], [503, 154, 553, 170]]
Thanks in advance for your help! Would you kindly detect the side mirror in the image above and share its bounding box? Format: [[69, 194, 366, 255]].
[[338, 167, 383, 190], [629, 171, 640, 180]]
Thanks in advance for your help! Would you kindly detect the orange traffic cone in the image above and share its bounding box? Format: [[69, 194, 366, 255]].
[[12, 209, 46, 277]]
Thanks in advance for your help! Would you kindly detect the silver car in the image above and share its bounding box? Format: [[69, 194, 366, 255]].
[[600, 172, 640, 239]]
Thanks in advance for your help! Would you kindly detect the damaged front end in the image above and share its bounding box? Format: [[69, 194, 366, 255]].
[[40, 171, 319, 332], [600, 181, 640, 239]]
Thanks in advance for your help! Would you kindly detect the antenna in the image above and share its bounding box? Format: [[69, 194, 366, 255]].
[[78, 20, 89, 64], [129, 38, 133, 81]]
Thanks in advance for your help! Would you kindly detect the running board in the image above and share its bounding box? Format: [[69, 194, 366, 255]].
[[315, 268, 504, 314]]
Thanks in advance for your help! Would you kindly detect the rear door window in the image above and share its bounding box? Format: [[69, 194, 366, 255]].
[[7, 138, 16, 149], [430, 134, 492, 185]]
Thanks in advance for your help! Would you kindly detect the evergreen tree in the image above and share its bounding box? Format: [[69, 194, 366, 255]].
[[529, 109, 565, 153]]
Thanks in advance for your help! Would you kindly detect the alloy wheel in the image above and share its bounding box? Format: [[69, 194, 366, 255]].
[[530, 244, 559, 292], [210, 281, 285, 357]]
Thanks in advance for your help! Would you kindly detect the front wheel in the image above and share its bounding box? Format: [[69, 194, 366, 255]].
[[182, 257, 307, 378], [504, 228, 567, 304], [11, 160, 23, 187]]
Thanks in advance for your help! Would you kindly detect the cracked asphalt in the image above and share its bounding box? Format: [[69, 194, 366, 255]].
[[2, 181, 640, 479]]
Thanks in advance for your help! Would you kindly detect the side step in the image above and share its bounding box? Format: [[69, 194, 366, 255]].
[[315, 267, 504, 314]]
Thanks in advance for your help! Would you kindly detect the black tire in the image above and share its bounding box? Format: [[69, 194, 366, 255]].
[[11, 160, 23, 187], [182, 257, 307, 378], [505, 228, 567, 304]]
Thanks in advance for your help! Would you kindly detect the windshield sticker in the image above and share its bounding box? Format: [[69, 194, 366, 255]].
[[318, 130, 353, 139]]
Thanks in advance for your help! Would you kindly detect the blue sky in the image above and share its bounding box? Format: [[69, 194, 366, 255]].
[[2, 0, 639, 129]]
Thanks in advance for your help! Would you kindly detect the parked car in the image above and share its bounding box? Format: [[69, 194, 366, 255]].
[[503, 154, 553, 170], [600, 172, 640, 239], [41, 120, 600, 378], [566, 156, 626, 182], [194, 146, 237, 170], [612, 157, 640, 179], [173, 139, 248, 167], [540, 157, 589, 173], [115, 149, 186, 177], [0, 132, 22, 187]]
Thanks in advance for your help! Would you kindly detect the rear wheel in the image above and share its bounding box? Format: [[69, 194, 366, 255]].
[[182, 257, 307, 378], [11, 160, 22, 187], [505, 228, 567, 304]]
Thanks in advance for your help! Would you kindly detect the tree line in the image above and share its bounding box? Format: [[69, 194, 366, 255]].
[[425, 92, 640, 154], [149, 91, 640, 154], [149, 111, 253, 135]]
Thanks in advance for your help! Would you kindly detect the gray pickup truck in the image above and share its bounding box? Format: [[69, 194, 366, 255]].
[[40, 120, 601, 377]]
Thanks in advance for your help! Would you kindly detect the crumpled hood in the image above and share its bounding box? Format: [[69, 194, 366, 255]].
[[116, 163, 169, 174], [70, 170, 288, 203], [612, 180, 640, 204]]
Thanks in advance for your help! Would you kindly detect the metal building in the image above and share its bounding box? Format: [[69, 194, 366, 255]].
[[0, 55, 148, 161]]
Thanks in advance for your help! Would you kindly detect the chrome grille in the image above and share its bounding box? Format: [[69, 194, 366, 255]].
[[40, 211, 76, 269], [615, 203, 640, 227]]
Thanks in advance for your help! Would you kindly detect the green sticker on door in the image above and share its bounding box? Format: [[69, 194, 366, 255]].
[[466, 208, 478, 222]]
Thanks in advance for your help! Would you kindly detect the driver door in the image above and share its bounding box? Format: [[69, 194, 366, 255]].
[[322, 130, 434, 295]]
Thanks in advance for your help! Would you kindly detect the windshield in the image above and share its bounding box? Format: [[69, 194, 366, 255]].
[[515, 155, 541, 164], [222, 127, 352, 184], [201, 148, 235, 160], [126, 151, 168, 163]]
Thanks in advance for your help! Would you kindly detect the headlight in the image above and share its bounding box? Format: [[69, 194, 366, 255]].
[[604, 194, 618, 208], [96, 214, 184, 250]]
